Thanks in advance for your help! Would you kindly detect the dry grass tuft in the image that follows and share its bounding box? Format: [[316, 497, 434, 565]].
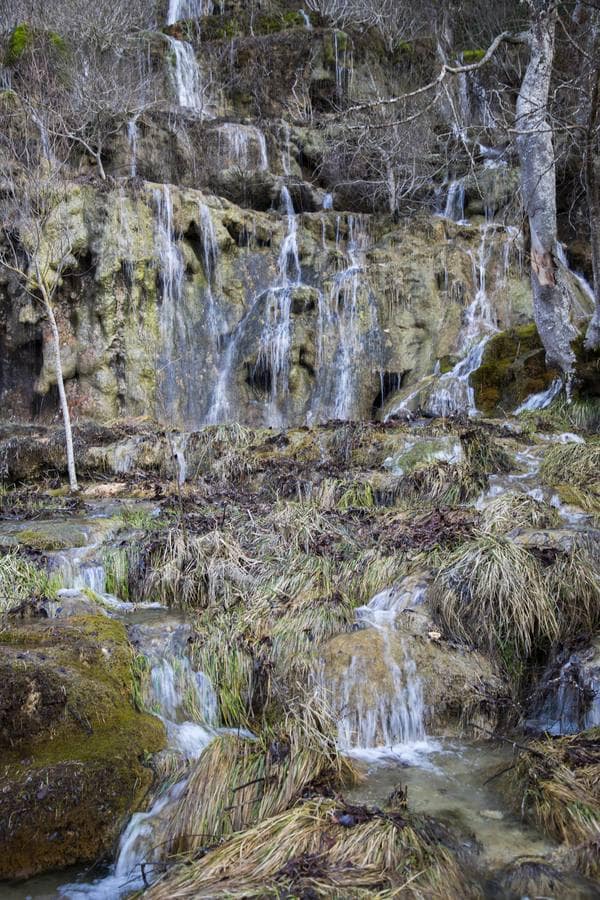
[[147, 797, 478, 899], [433, 534, 558, 660], [545, 542, 600, 640], [540, 442, 600, 503], [168, 702, 360, 855], [480, 492, 559, 534], [515, 728, 600, 878]]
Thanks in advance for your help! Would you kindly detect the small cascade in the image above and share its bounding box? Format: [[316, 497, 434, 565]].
[[299, 9, 312, 29], [169, 432, 188, 486], [322, 192, 334, 210], [317, 580, 435, 764], [154, 185, 186, 421], [127, 118, 138, 178], [527, 641, 600, 736], [198, 202, 226, 353], [333, 30, 352, 97], [217, 123, 269, 171], [281, 121, 292, 176], [166, 0, 213, 25], [60, 622, 219, 899], [514, 378, 563, 414], [556, 243, 595, 318], [424, 223, 496, 418], [444, 180, 466, 222], [165, 35, 204, 112], [310, 215, 380, 422], [255, 186, 301, 426]]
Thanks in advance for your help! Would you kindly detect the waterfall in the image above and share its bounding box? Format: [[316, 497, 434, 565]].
[[166, 36, 204, 112], [299, 9, 312, 29], [166, 0, 214, 25], [323, 193, 334, 210], [444, 180, 466, 222], [255, 186, 301, 426], [309, 215, 378, 422], [317, 580, 435, 764], [514, 378, 563, 414], [204, 188, 298, 425], [127, 119, 138, 178], [217, 123, 269, 171], [154, 185, 186, 421], [198, 202, 226, 352], [60, 623, 219, 899], [424, 222, 497, 418]]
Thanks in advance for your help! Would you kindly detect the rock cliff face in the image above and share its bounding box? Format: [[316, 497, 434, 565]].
[[0, 8, 540, 428], [0, 181, 533, 427]]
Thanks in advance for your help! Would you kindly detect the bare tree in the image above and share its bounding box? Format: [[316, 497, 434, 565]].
[[0, 96, 80, 490]]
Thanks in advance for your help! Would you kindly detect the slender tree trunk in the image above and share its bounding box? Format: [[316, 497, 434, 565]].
[[40, 285, 79, 492], [516, 1, 577, 373], [584, 64, 600, 349]]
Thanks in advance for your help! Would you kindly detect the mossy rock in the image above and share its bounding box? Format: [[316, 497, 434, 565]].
[[472, 323, 559, 415], [0, 614, 165, 879]]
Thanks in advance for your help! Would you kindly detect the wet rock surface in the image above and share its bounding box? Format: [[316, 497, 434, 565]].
[[0, 614, 165, 879]]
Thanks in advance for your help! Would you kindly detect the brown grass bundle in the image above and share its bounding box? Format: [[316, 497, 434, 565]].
[[515, 727, 600, 877]]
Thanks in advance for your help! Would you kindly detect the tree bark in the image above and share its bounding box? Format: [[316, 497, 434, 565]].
[[38, 281, 79, 492], [584, 61, 600, 349], [516, 1, 577, 373]]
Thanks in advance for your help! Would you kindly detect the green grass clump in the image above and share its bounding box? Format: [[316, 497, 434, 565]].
[[0, 550, 59, 612], [5, 23, 32, 65], [545, 542, 600, 639]]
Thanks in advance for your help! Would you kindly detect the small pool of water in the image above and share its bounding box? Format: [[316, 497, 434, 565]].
[[348, 739, 554, 868]]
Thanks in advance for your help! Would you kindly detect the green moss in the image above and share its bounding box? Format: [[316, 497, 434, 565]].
[[255, 12, 306, 34], [0, 614, 165, 877], [17, 528, 71, 551], [5, 23, 32, 65], [472, 322, 558, 415], [462, 48, 485, 63]]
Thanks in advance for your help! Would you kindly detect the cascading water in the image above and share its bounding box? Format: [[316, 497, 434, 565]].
[[127, 118, 138, 178], [166, 0, 213, 25], [514, 378, 563, 414], [60, 622, 219, 899], [310, 215, 381, 422], [443, 180, 466, 222], [204, 187, 299, 424], [317, 579, 436, 764], [217, 123, 269, 171], [198, 201, 226, 350], [154, 185, 187, 422], [424, 222, 497, 417], [165, 36, 205, 113], [255, 186, 301, 426]]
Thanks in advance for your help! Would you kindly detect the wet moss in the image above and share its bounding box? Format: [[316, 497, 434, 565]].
[[472, 323, 558, 415], [0, 615, 165, 879]]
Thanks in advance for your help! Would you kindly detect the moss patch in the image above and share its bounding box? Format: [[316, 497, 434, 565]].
[[471, 323, 559, 415], [0, 614, 165, 879]]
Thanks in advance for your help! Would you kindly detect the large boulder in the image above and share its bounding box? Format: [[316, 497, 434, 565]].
[[0, 614, 165, 879]]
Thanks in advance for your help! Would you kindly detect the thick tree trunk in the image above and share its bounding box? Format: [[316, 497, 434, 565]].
[[516, 2, 577, 373], [40, 288, 79, 492]]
